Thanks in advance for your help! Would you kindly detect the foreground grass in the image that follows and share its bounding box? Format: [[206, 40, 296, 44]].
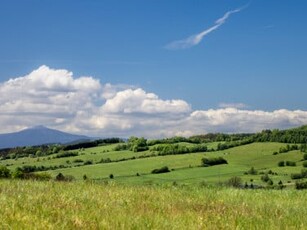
[[1, 180, 307, 229]]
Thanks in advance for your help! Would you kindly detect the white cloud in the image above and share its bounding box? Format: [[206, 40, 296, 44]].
[[101, 88, 191, 114], [219, 102, 248, 109], [0, 65, 306, 138], [165, 6, 245, 50], [188, 108, 307, 133]]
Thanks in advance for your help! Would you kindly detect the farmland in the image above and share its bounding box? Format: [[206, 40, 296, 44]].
[[1, 126, 307, 229], [1, 141, 305, 187]]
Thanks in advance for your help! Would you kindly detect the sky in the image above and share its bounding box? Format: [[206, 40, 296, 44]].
[[0, 0, 306, 137]]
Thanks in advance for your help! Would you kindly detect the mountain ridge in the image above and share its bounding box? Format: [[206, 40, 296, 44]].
[[0, 126, 90, 149]]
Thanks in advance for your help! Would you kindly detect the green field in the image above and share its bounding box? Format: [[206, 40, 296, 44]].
[[1, 179, 307, 229], [1, 142, 306, 187], [1, 136, 307, 229]]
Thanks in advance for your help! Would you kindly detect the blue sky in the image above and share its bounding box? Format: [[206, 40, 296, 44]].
[[0, 0, 306, 136]]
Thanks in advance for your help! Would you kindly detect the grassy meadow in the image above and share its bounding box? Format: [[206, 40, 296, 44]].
[[1, 134, 307, 229], [1, 179, 307, 229]]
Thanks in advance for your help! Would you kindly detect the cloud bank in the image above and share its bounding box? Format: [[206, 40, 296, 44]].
[[0, 66, 306, 137], [165, 6, 245, 50]]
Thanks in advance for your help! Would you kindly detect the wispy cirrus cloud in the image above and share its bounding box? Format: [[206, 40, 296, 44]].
[[165, 6, 246, 50]]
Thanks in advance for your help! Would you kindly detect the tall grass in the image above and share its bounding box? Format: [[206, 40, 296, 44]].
[[1, 179, 307, 229]]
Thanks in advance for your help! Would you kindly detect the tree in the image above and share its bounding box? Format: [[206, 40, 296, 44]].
[[128, 137, 149, 152]]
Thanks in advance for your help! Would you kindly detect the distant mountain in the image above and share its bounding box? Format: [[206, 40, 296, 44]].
[[0, 126, 90, 149]]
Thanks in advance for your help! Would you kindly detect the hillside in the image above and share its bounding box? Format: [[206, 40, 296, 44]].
[[0, 125, 306, 188]]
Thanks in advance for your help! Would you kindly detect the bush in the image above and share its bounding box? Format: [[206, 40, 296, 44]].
[[295, 181, 307, 190], [303, 162, 307, 168], [151, 166, 170, 174], [83, 160, 93, 165], [261, 174, 270, 182], [278, 161, 285, 167], [12, 167, 24, 179], [303, 153, 307, 160], [55, 173, 75, 181], [246, 167, 257, 175], [267, 179, 273, 186], [227, 176, 242, 188], [109, 174, 114, 179], [24, 172, 52, 181], [0, 165, 11, 178], [55, 152, 78, 158], [201, 157, 228, 167], [113, 144, 129, 151], [291, 169, 307, 180], [55, 173, 65, 181], [286, 161, 296, 166], [73, 159, 84, 163], [291, 173, 303, 180]]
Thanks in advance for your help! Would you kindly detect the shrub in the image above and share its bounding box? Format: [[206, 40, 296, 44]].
[[12, 167, 24, 179], [303, 162, 307, 167], [98, 158, 112, 163], [246, 167, 257, 175], [227, 176, 242, 188], [291, 173, 304, 180], [295, 181, 307, 190], [73, 159, 84, 163], [286, 161, 296, 166], [201, 157, 228, 167], [55, 152, 78, 158], [278, 161, 285, 167], [83, 160, 93, 165], [25, 172, 52, 181], [113, 144, 129, 151], [109, 174, 114, 179], [55, 173, 75, 182], [278, 180, 284, 189], [151, 166, 170, 174], [55, 173, 65, 181], [303, 153, 307, 160], [0, 165, 11, 178], [83, 174, 88, 180], [261, 174, 270, 182], [267, 179, 273, 186]]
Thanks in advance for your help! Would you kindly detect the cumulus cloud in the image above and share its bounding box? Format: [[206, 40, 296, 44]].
[[0, 65, 306, 137], [188, 108, 307, 134], [165, 6, 246, 50], [102, 88, 191, 114]]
